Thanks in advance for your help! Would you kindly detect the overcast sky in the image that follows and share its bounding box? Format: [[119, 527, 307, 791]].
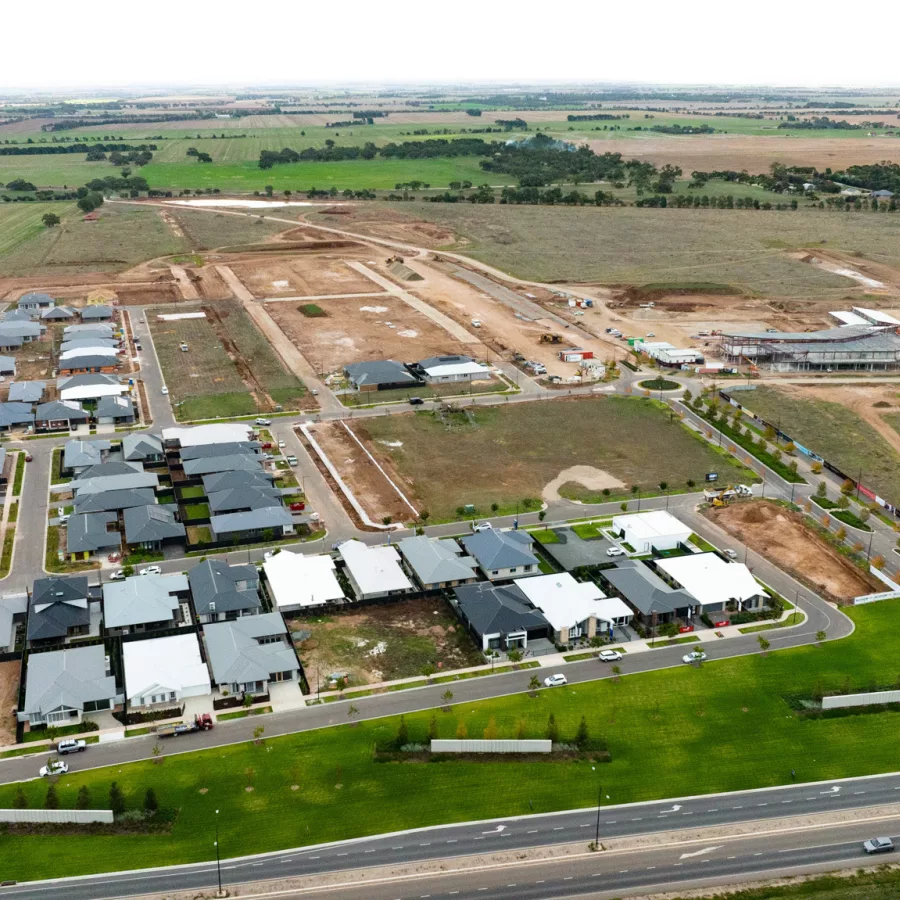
[[5, 0, 899, 92]]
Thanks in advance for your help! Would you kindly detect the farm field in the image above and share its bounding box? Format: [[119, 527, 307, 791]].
[[290, 597, 484, 687], [167, 208, 293, 251], [3, 599, 900, 881], [707, 501, 877, 602], [353, 204, 900, 296], [738, 385, 900, 503], [361, 398, 754, 520], [0, 202, 76, 258], [0, 203, 188, 279], [148, 302, 307, 420]]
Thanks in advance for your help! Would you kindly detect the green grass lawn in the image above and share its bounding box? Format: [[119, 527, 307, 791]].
[[183, 503, 210, 520], [179, 485, 205, 500], [364, 397, 754, 520], [740, 386, 900, 503], [0, 202, 76, 258], [5, 599, 900, 881]]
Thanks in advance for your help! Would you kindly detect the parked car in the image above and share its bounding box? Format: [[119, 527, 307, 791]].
[[260, 442, 273, 449], [864, 837, 895, 854], [161, 386, 169, 395], [408, 397, 425, 405], [139, 565, 162, 576], [40, 761, 68, 777], [311, 389, 319, 396], [109, 569, 126, 580], [278, 440, 286, 448], [255, 417, 272, 426], [286, 455, 298, 466], [472, 522, 493, 532], [289, 502, 306, 511], [724, 549, 738, 560], [598, 649, 622, 662], [180, 343, 189, 352], [57, 739, 87, 755], [544, 674, 568, 687], [683, 651, 708, 664], [25, 454, 33, 462], [606, 546, 626, 557]]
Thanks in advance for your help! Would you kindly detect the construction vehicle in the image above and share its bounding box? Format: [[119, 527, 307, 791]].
[[539, 333, 563, 344], [703, 484, 753, 503], [386, 255, 405, 265], [157, 714, 214, 738]]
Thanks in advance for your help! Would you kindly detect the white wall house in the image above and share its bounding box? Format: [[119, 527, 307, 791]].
[[264, 551, 345, 612], [123, 633, 211, 709], [338, 540, 414, 600], [611, 511, 692, 554], [655, 553, 767, 615]]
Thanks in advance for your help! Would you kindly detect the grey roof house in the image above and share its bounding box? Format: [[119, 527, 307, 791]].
[[202, 469, 274, 493], [459, 529, 540, 582], [8, 381, 45, 403], [0, 356, 15, 376], [71, 470, 159, 496], [78, 461, 142, 480], [63, 439, 112, 475], [35, 400, 90, 430], [42, 305, 75, 321], [179, 441, 259, 460], [63, 324, 114, 340], [344, 360, 423, 391], [209, 506, 294, 543], [66, 512, 122, 556], [57, 353, 120, 373], [96, 394, 135, 424], [74, 487, 157, 515], [27, 576, 92, 645], [0, 320, 43, 348], [203, 613, 299, 694], [80, 304, 114, 321], [123, 432, 164, 463], [189, 559, 260, 623], [0, 402, 35, 431], [18, 644, 120, 726], [102, 573, 189, 634], [600, 559, 694, 622], [208, 484, 282, 515], [453, 582, 550, 652], [17, 292, 55, 316], [398, 536, 479, 590], [182, 454, 264, 478], [123, 505, 186, 549]]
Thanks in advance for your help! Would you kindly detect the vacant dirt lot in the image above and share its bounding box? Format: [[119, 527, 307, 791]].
[[229, 255, 377, 298], [290, 597, 482, 687], [267, 292, 470, 374], [309, 421, 419, 524], [0, 660, 20, 746], [707, 501, 876, 601]]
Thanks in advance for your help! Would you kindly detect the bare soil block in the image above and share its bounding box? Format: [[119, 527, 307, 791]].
[[308, 207, 456, 248], [706, 501, 878, 602], [0, 660, 19, 746], [266, 292, 470, 373], [189, 266, 231, 301], [309, 421, 419, 525], [229, 255, 377, 298]]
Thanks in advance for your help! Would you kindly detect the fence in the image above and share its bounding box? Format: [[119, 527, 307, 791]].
[[0, 808, 113, 824], [431, 739, 551, 754], [822, 690, 900, 710], [853, 590, 900, 606]]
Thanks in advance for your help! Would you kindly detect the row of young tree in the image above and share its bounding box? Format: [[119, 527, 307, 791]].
[[12, 780, 158, 816]]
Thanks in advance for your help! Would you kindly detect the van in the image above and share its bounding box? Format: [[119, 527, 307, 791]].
[[471, 319, 482, 328]]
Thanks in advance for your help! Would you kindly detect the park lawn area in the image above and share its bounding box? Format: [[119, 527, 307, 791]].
[[363, 397, 754, 520], [5, 599, 900, 881], [347, 203, 900, 297], [741, 386, 900, 502], [0, 203, 188, 278]]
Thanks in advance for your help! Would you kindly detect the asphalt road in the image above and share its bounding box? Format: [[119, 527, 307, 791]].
[[5, 775, 900, 899]]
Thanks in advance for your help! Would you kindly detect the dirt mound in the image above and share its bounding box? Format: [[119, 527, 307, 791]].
[[389, 262, 424, 282], [543, 465, 625, 503], [707, 501, 877, 602]]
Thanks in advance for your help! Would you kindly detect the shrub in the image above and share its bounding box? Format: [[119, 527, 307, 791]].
[[109, 782, 125, 816], [144, 788, 159, 813]]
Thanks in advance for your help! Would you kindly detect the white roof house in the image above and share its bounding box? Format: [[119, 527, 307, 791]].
[[264, 551, 345, 611], [655, 553, 764, 612], [830, 311, 870, 327], [594, 596, 634, 627], [59, 345, 118, 361], [611, 511, 692, 554], [60, 382, 128, 402], [514, 573, 605, 635], [123, 633, 211, 707], [163, 423, 255, 448], [852, 307, 900, 326], [338, 539, 413, 599]]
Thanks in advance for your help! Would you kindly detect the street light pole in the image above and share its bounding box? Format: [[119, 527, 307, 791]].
[[214, 809, 223, 897], [594, 781, 603, 848], [867, 528, 875, 561]]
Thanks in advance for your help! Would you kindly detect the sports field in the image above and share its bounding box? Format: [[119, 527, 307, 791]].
[[379, 204, 900, 295], [1, 598, 898, 881], [362, 398, 754, 519], [739, 386, 900, 503]]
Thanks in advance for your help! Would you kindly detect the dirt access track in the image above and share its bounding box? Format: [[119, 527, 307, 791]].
[[0, 660, 20, 746], [706, 501, 878, 602]]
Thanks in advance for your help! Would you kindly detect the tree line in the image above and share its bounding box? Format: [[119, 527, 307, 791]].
[[0, 142, 157, 157], [566, 113, 629, 121]]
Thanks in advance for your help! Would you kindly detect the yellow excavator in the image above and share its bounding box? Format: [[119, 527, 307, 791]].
[[539, 333, 563, 344]]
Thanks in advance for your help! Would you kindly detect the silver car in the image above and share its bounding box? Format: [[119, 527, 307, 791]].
[[863, 837, 894, 854]]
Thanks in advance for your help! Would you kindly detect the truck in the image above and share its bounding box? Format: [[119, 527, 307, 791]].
[[156, 714, 214, 738]]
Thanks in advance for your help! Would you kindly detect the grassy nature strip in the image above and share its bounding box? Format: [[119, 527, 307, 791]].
[[5, 601, 900, 883], [694, 405, 806, 483], [11, 451, 25, 497]]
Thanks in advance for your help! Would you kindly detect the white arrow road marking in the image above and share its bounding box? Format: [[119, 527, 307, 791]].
[[820, 786, 841, 795], [680, 845, 723, 860], [666, 804, 683, 812], [481, 825, 507, 834]]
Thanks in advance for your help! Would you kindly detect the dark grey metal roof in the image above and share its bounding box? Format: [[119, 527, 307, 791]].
[[182, 454, 264, 477], [41, 306, 75, 320], [189, 559, 260, 616], [210, 506, 292, 535], [0, 356, 15, 374], [63, 439, 112, 470], [23, 645, 117, 717], [74, 487, 157, 514], [344, 360, 421, 387], [202, 469, 273, 493], [66, 512, 121, 554], [454, 582, 548, 638], [0, 402, 35, 429], [96, 395, 134, 419], [179, 441, 259, 460], [600, 560, 694, 617], [208, 484, 282, 514], [460, 530, 538, 571], [8, 381, 44, 403], [57, 354, 119, 371], [415, 354, 474, 369], [57, 372, 119, 391], [123, 432, 163, 461], [123, 505, 186, 544], [398, 536, 479, 585], [203, 613, 297, 685], [35, 401, 90, 422], [80, 305, 114, 319], [28, 576, 90, 641]]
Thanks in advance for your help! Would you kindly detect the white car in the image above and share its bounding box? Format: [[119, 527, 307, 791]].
[[40, 761, 68, 777], [139, 565, 162, 576], [598, 649, 623, 662], [543, 674, 568, 687], [278, 440, 286, 448], [109, 569, 126, 580], [683, 651, 708, 664], [472, 523, 493, 532], [255, 418, 272, 426], [57, 739, 86, 755], [606, 546, 626, 557], [161, 386, 169, 395]]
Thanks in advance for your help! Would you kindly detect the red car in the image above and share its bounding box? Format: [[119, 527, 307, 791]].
[[25, 454, 33, 462], [289, 502, 306, 511], [261, 442, 273, 450]]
